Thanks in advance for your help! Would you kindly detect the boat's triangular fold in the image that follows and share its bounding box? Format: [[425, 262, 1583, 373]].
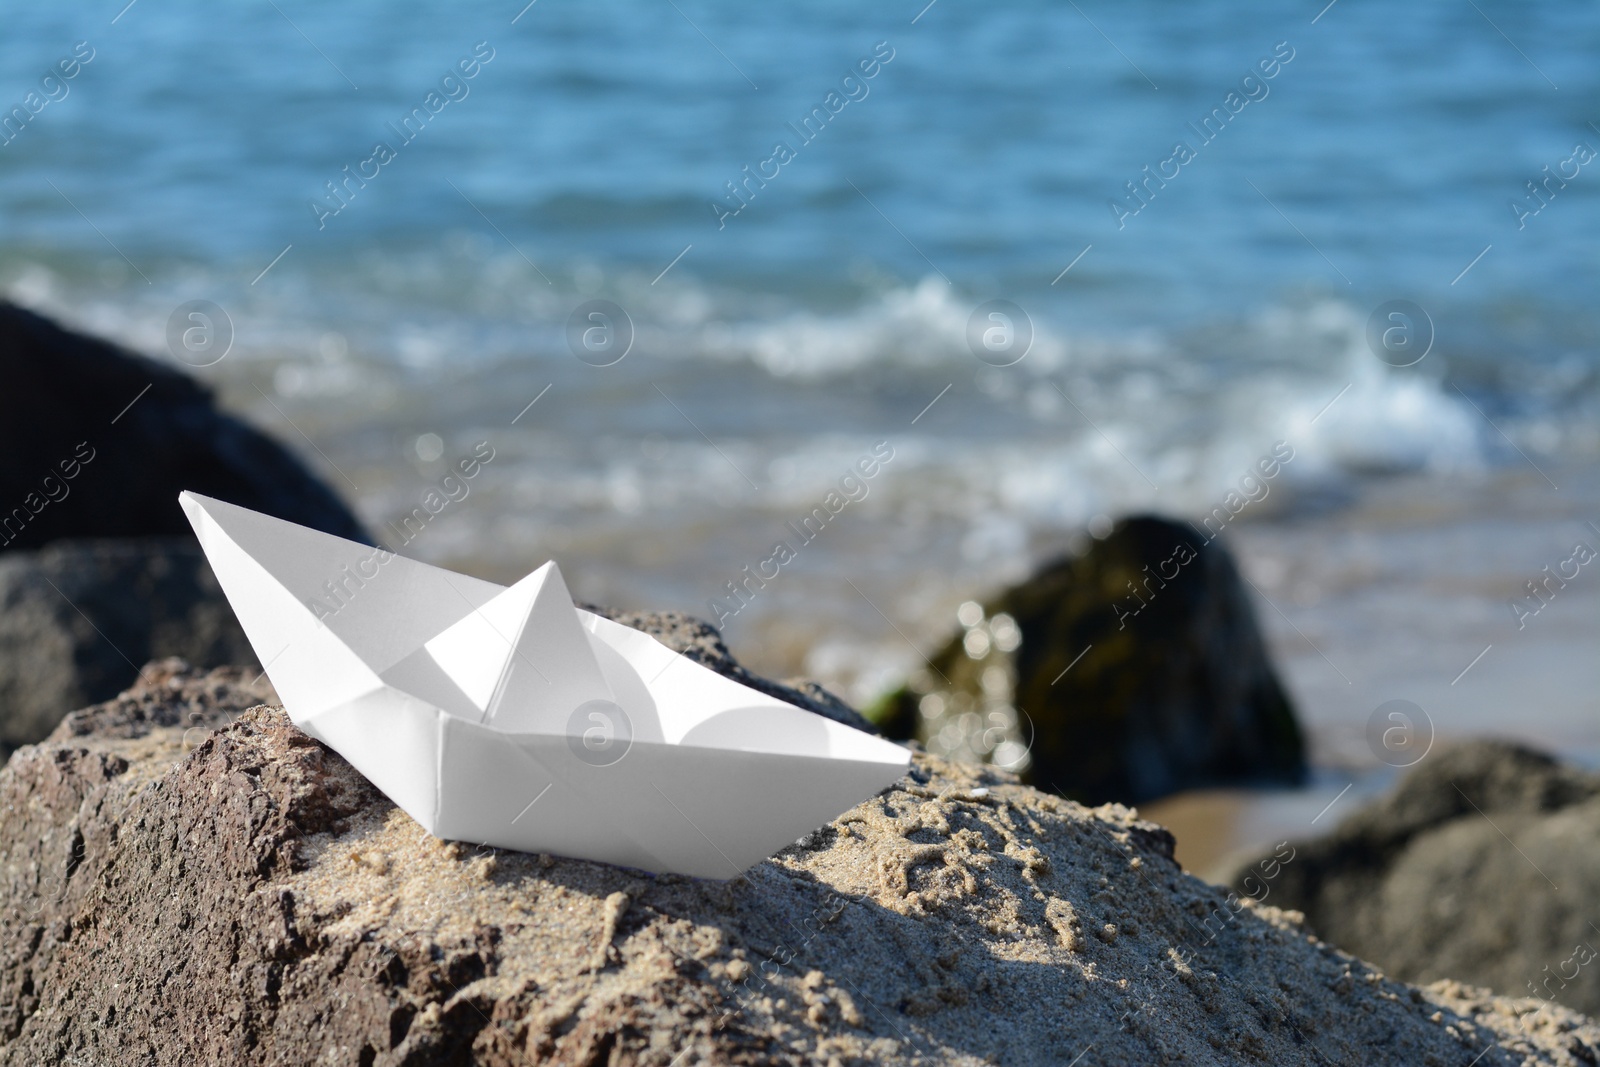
[[424, 562, 614, 733]]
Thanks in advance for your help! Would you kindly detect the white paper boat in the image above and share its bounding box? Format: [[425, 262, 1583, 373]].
[[179, 491, 909, 878]]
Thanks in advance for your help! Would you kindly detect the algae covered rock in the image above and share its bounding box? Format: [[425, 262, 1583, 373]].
[[878, 515, 1305, 805]]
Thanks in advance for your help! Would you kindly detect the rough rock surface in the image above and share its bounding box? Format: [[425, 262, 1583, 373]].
[[877, 515, 1305, 806], [0, 539, 258, 760], [4, 664, 1596, 1066], [1233, 740, 1600, 1018], [0, 300, 368, 551]]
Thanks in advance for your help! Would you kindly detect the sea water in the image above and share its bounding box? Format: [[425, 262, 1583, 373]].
[[2, 0, 1596, 798]]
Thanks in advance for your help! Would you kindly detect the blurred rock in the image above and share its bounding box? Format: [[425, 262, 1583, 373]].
[[0, 539, 259, 759], [876, 515, 1305, 805], [1233, 739, 1600, 1017], [0, 300, 367, 551], [3, 663, 1589, 1065]]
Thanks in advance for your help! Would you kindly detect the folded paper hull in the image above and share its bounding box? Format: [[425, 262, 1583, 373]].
[[308, 699, 903, 878], [179, 490, 911, 878]]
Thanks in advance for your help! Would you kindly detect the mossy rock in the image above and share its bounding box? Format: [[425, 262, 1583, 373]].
[[878, 515, 1305, 805]]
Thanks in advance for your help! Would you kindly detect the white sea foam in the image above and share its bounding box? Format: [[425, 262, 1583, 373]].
[[0, 260, 1561, 527]]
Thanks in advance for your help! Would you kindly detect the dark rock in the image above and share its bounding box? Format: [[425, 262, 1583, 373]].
[[1233, 739, 1600, 1017], [0, 540, 260, 760], [44, 657, 277, 744], [0, 300, 367, 551], [3, 663, 1588, 1065], [876, 515, 1305, 806]]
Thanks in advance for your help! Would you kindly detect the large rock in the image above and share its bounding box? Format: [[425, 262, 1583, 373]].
[[877, 516, 1305, 806], [0, 300, 367, 550], [0, 539, 259, 760], [1233, 740, 1600, 1018], [3, 662, 1594, 1065]]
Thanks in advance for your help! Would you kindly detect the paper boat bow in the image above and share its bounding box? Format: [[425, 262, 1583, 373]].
[[180, 492, 909, 878]]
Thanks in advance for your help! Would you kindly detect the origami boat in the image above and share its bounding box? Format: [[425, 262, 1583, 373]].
[[180, 492, 910, 878]]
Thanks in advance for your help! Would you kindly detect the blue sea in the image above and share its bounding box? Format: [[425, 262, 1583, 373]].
[[4, 0, 1598, 802]]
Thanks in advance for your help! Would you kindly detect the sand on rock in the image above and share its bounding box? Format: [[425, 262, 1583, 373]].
[[2, 658, 1597, 1066]]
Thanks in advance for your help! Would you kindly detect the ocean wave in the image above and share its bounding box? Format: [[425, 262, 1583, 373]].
[[0, 255, 1581, 505]]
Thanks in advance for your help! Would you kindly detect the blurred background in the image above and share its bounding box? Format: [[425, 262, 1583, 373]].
[[3, 0, 1597, 866]]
